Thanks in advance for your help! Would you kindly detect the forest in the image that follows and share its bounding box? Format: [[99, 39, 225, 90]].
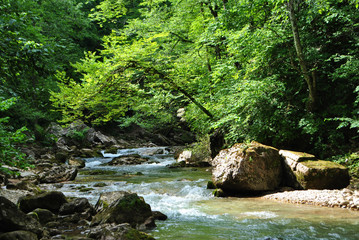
[[1, 0, 359, 174]]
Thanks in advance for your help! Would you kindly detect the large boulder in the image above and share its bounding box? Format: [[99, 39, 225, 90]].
[[0, 196, 42, 237], [92, 191, 154, 230], [280, 150, 350, 189], [38, 165, 77, 183], [212, 142, 282, 193], [18, 191, 68, 214]]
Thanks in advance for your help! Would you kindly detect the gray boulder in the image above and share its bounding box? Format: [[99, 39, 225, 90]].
[[280, 150, 350, 189], [18, 191, 68, 214], [0, 196, 42, 237], [212, 142, 282, 193]]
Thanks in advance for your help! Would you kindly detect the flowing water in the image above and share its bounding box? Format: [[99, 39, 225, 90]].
[[43, 147, 359, 239]]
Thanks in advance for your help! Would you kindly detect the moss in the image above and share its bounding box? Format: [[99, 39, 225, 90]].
[[207, 181, 216, 189], [213, 188, 226, 197], [124, 228, 155, 240], [301, 160, 347, 169]]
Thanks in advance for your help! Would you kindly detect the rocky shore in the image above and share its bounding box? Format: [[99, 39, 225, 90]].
[[263, 188, 359, 210]]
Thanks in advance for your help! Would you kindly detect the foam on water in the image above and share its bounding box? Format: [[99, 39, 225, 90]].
[[241, 211, 278, 219]]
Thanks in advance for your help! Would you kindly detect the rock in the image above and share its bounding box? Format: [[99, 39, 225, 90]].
[[59, 198, 94, 215], [213, 188, 226, 197], [6, 179, 40, 193], [280, 150, 350, 189], [207, 181, 216, 189], [152, 211, 168, 221], [92, 191, 154, 229], [94, 191, 129, 212], [106, 154, 148, 166], [86, 223, 155, 240], [18, 191, 68, 214], [38, 165, 77, 183], [0, 174, 8, 186], [68, 158, 86, 168], [86, 130, 117, 147], [0, 230, 38, 240], [0, 196, 42, 237], [54, 152, 69, 163], [29, 208, 56, 225], [176, 150, 211, 167], [177, 150, 193, 163], [212, 142, 282, 193]]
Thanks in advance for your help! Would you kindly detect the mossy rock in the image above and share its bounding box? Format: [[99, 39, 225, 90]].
[[293, 160, 350, 189], [124, 228, 155, 240], [92, 191, 153, 229]]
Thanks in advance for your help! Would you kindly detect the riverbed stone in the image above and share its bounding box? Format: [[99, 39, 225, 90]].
[[106, 154, 148, 165], [212, 142, 282, 193], [68, 158, 86, 168], [0, 196, 42, 237], [280, 150, 350, 189], [59, 197, 94, 215], [86, 223, 155, 240], [38, 165, 78, 183], [18, 191, 68, 214], [29, 208, 56, 225], [92, 191, 154, 229]]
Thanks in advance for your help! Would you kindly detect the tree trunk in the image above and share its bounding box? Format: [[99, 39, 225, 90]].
[[287, 0, 317, 112]]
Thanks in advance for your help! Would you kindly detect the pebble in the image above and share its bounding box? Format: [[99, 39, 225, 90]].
[[262, 188, 359, 210]]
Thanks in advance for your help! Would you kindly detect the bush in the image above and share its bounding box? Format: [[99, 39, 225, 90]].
[[0, 97, 32, 175]]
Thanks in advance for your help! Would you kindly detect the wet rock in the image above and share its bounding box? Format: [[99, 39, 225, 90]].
[[280, 150, 350, 189], [0, 196, 42, 237], [59, 198, 94, 216], [92, 191, 154, 229], [0, 230, 38, 240], [68, 158, 86, 168], [29, 208, 56, 225], [212, 142, 282, 193], [206, 181, 216, 189], [152, 211, 168, 221], [18, 191, 68, 214], [93, 182, 107, 188], [86, 223, 155, 240], [106, 154, 148, 165], [38, 165, 77, 183]]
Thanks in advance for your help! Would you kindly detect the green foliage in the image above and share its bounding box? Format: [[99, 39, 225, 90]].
[[0, 97, 32, 175], [328, 152, 359, 177], [185, 135, 211, 162], [66, 127, 89, 142], [49, 0, 359, 156]]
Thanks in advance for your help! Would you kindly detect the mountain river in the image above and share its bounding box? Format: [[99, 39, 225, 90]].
[[42, 147, 359, 239]]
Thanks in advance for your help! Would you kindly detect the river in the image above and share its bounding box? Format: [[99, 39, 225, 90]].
[[42, 147, 359, 239]]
